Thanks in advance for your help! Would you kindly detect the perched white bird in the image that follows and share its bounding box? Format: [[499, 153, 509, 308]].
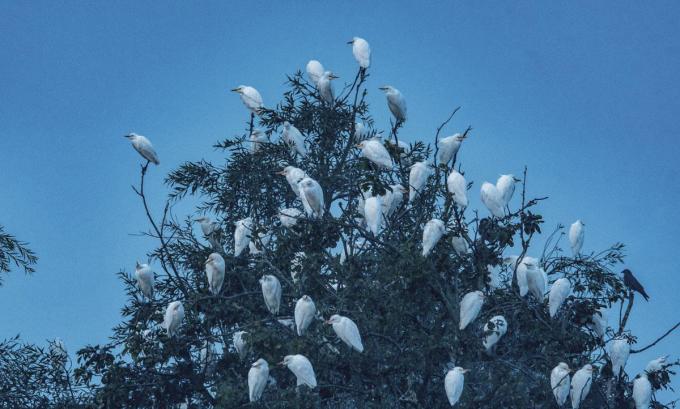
[[306, 60, 325, 86], [609, 337, 630, 378], [134, 261, 154, 299], [589, 308, 608, 339], [447, 170, 468, 208], [249, 129, 267, 153], [234, 218, 253, 257], [290, 252, 306, 283], [550, 362, 571, 407], [318, 71, 339, 104], [496, 174, 519, 207], [354, 122, 368, 140], [480, 182, 504, 217], [646, 355, 669, 372], [357, 139, 393, 168], [298, 177, 325, 218], [327, 315, 364, 352], [249, 231, 272, 255], [295, 295, 316, 336], [279, 208, 304, 228], [259, 275, 282, 314], [379, 86, 407, 123], [444, 367, 468, 406], [233, 331, 248, 359], [282, 122, 307, 157], [482, 315, 507, 351], [569, 220, 585, 256], [549, 278, 571, 318], [248, 358, 269, 402], [459, 291, 485, 330], [281, 354, 317, 388], [278, 166, 307, 197], [231, 85, 263, 114], [451, 235, 468, 257], [570, 364, 593, 409], [364, 196, 383, 236], [205, 253, 225, 295], [162, 301, 184, 337], [409, 161, 432, 203], [633, 373, 652, 409], [124, 133, 160, 165], [437, 134, 466, 165], [195, 216, 220, 248], [422, 219, 446, 256], [381, 184, 406, 217], [348, 37, 370, 68], [504, 255, 538, 297], [526, 263, 547, 301]]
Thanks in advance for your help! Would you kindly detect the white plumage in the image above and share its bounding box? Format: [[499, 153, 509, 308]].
[[134, 261, 154, 299], [298, 177, 325, 218], [162, 301, 184, 337], [279, 208, 304, 228], [259, 275, 282, 315], [282, 354, 317, 388], [248, 358, 269, 402], [327, 315, 364, 352], [589, 308, 608, 339], [447, 170, 468, 208], [550, 362, 571, 407], [295, 295, 316, 336], [278, 166, 307, 197], [306, 60, 325, 86], [379, 85, 407, 123], [125, 133, 160, 165], [646, 355, 669, 372], [358, 139, 393, 168], [422, 219, 446, 256], [381, 184, 406, 217], [249, 129, 267, 153], [633, 374, 652, 409], [451, 235, 468, 257], [570, 364, 593, 409], [482, 315, 507, 351], [609, 337, 630, 378], [234, 217, 253, 256], [195, 216, 219, 248], [504, 255, 538, 297], [318, 71, 338, 103], [459, 290, 485, 330], [526, 264, 547, 301], [282, 122, 307, 157], [349, 37, 370, 68], [233, 331, 248, 359], [409, 161, 432, 203], [364, 196, 382, 236], [496, 174, 518, 207], [437, 134, 466, 165], [548, 278, 571, 318], [569, 220, 585, 256], [231, 85, 263, 114], [205, 253, 225, 295], [480, 182, 504, 217], [444, 367, 468, 406]]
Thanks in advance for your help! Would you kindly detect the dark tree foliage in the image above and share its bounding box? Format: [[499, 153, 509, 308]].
[[0, 224, 38, 284]]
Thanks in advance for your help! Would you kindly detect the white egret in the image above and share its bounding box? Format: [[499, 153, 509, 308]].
[[633, 374, 652, 409], [451, 235, 468, 257], [233, 331, 248, 359], [306, 60, 324, 86], [282, 122, 307, 157], [409, 161, 432, 203], [354, 122, 368, 140], [609, 337, 630, 377], [259, 275, 282, 314], [548, 278, 571, 318], [357, 139, 393, 168], [364, 196, 382, 236], [646, 355, 669, 372], [482, 315, 507, 351], [295, 295, 316, 336], [480, 182, 504, 217], [249, 231, 272, 255], [422, 218, 446, 256], [550, 362, 571, 407], [278, 166, 307, 197], [447, 170, 468, 208], [496, 174, 519, 206], [526, 263, 547, 300], [205, 253, 225, 295], [234, 217, 253, 257], [162, 301, 184, 337], [569, 220, 585, 256], [231, 85, 263, 114], [570, 364, 593, 409], [135, 261, 154, 299], [124, 133, 160, 165], [437, 133, 466, 165], [248, 358, 269, 402], [459, 291, 485, 330], [326, 315, 364, 352], [589, 308, 607, 339], [348, 37, 370, 68], [381, 184, 406, 217], [504, 255, 538, 297], [195, 216, 220, 248], [281, 354, 317, 388], [444, 367, 468, 406], [379, 86, 407, 123], [298, 177, 325, 218], [249, 129, 267, 153], [279, 208, 304, 228], [318, 71, 339, 104]]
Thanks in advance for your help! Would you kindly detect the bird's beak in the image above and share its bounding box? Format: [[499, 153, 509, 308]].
[[330, 74, 339, 79], [346, 40, 353, 44], [278, 361, 285, 366], [230, 88, 240, 93], [462, 368, 470, 373], [513, 177, 522, 182], [378, 86, 388, 91], [354, 144, 361, 148], [324, 320, 331, 325], [276, 170, 286, 175]]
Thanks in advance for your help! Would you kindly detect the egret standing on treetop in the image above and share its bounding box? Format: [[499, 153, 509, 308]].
[[280, 354, 317, 388], [205, 253, 225, 295], [459, 290, 485, 330], [134, 262, 154, 299], [451, 235, 468, 257], [326, 314, 364, 352], [298, 177, 325, 218], [422, 218, 446, 256], [278, 208, 304, 228], [278, 166, 307, 197], [444, 367, 468, 406], [437, 133, 466, 165], [569, 220, 585, 256], [231, 85, 263, 114], [381, 184, 406, 217], [589, 308, 608, 339], [409, 161, 432, 203], [348, 37, 370, 69], [248, 358, 269, 402], [233, 331, 248, 359], [234, 217, 253, 257], [318, 71, 338, 104], [294, 295, 316, 336], [480, 182, 504, 217], [633, 373, 652, 409], [496, 174, 519, 207], [623, 269, 650, 301], [364, 195, 382, 236], [570, 364, 593, 409], [646, 355, 669, 372], [357, 139, 393, 168], [379, 85, 407, 123], [306, 60, 324, 86], [195, 216, 220, 248], [550, 362, 571, 407], [124, 133, 160, 165], [549, 278, 571, 318], [447, 170, 468, 208], [609, 337, 630, 377], [282, 122, 307, 157], [162, 301, 184, 337], [482, 315, 507, 352], [259, 275, 281, 315]]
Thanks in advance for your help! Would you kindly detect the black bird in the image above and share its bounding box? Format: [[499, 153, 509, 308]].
[[622, 269, 650, 301]]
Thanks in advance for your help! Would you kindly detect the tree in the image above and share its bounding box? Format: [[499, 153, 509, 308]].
[[0, 224, 38, 285], [75, 54, 678, 408]]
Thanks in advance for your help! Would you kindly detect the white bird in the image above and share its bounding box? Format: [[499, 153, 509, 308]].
[[306, 60, 325, 86], [249, 129, 267, 153], [259, 275, 282, 314], [437, 134, 466, 165], [570, 364, 593, 409], [569, 220, 585, 256], [504, 255, 539, 297], [381, 184, 406, 217], [281, 354, 317, 388], [134, 261, 154, 299], [279, 208, 304, 228], [298, 177, 325, 218], [482, 315, 507, 351], [526, 263, 547, 300], [633, 373, 652, 409], [234, 217, 253, 256], [249, 231, 272, 255], [496, 174, 519, 207], [459, 291, 485, 330], [162, 301, 184, 337], [278, 166, 307, 197], [447, 170, 468, 208], [480, 182, 504, 217], [550, 362, 571, 407], [318, 71, 339, 104], [205, 253, 225, 295], [290, 252, 306, 283], [549, 278, 572, 318], [589, 308, 608, 339], [233, 331, 248, 359], [609, 337, 630, 378], [195, 216, 220, 248], [646, 355, 669, 372], [327, 315, 364, 352], [444, 367, 468, 406], [451, 235, 468, 257], [348, 37, 370, 69], [364, 196, 383, 236], [357, 139, 393, 168], [422, 219, 446, 256], [124, 133, 160, 165], [379, 86, 407, 123], [231, 85, 263, 114], [248, 358, 269, 402], [295, 295, 316, 336], [409, 161, 432, 203], [354, 122, 368, 140], [282, 122, 307, 157]]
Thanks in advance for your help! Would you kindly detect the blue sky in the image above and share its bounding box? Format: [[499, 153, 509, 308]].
[[1, 0, 678, 394]]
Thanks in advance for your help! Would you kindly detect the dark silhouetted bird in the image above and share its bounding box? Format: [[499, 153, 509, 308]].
[[622, 269, 650, 301]]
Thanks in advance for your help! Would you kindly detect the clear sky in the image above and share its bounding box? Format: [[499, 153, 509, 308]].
[[1, 0, 678, 395]]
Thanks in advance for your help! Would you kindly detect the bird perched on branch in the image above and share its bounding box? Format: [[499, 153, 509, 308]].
[[162, 301, 184, 337], [295, 295, 316, 336], [231, 85, 263, 114], [205, 253, 225, 295], [280, 354, 317, 388], [318, 71, 339, 103], [278, 166, 307, 197], [134, 261, 154, 299], [379, 85, 407, 123], [348, 37, 370, 69], [622, 269, 650, 301], [357, 139, 393, 169], [437, 133, 466, 165], [496, 174, 520, 207], [248, 358, 269, 402], [422, 219, 446, 256], [327, 315, 364, 352], [409, 161, 432, 203], [306, 60, 324, 86], [569, 220, 585, 256], [444, 367, 468, 406], [124, 133, 160, 165], [550, 362, 571, 407], [298, 177, 325, 218], [570, 364, 593, 409], [282, 122, 307, 157]]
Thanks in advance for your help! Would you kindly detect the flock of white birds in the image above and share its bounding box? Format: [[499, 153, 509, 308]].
[[122, 37, 666, 408]]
